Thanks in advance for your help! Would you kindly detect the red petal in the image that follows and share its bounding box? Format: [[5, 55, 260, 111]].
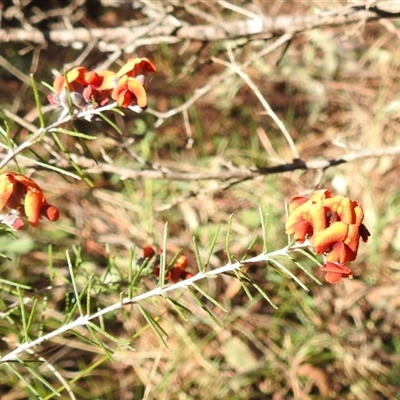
[[48, 93, 60, 106], [116, 89, 133, 108], [40, 203, 59, 222], [174, 255, 188, 269], [182, 271, 194, 280], [112, 75, 128, 99], [321, 262, 352, 274], [143, 245, 155, 259], [66, 66, 87, 85], [320, 262, 352, 284], [324, 271, 343, 284], [326, 242, 357, 264], [170, 267, 184, 283], [12, 217, 24, 230], [10, 173, 41, 191], [98, 71, 117, 90], [353, 204, 364, 225], [290, 220, 313, 243], [84, 71, 103, 87]]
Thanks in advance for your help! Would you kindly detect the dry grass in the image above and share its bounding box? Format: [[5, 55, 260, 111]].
[[0, 1, 400, 399]]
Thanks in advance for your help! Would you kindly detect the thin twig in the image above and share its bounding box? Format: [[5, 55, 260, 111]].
[[2, 144, 399, 182], [64, 145, 400, 181], [0, 102, 119, 170], [1, 2, 399, 46], [212, 56, 299, 159], [147, 32, 294, 128]]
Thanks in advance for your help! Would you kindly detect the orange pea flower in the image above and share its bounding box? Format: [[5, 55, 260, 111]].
[[116, 57, 157, 86], [153, 253, 193, 283], [142, 244, 156, 260], [111, 75, 148, 110], [83, 70, 115, 107], [286, 189, 370, 284], [48, 58, 156, 113], [52, 66, 87, 93], [112, 58, 156, 111], [0, 172, 59, 229], [169, 255, 193, 283], [48, 66, 88, 109], [285, 190, 331, 243]]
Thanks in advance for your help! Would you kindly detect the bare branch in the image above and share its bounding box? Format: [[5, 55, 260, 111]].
[[176, 2, 400, 41], [0, 2, 399, 47], [70, 145, 400, 181]]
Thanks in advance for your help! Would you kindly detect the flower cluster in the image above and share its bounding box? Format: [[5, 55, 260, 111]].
[[285, 189, 370, 284], [48, 57, 156, 115], [141, 245, 194, 283], [0, 172, 59, 230]]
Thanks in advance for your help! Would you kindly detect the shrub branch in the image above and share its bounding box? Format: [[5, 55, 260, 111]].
[[0, 244, 304, 363], [0, 2, 399, 47]]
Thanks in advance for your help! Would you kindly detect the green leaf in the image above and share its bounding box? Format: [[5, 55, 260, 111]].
[[0, 278, 32, 290], [288, 255, 323, 285], [192, 282, 227, 312], [97, 112, 123, 135], [157, 223, 168, 288], [225, 214, 234, 264], [86, 321, 117, 361], [239, 270, 277, 309], [137, 304, 169, 348], [52, 128, 97, 140], [30, 74, 45, 128], [293, 247, 323, 266], [240, 234, 258, 262], [18, 287, 30, 342], [267, 257, 309, 291], [25, 365, 60, 397], [200, 226, 220, 273], [259, 207, 269, 254], [232, 269, 253, 301], [187, 288, 223, 328], [163, 296, 191, 321], [66, 250, 84, 317], [5, 364, 41, 397]]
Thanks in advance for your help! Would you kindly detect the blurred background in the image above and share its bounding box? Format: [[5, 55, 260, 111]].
[[0, 1, 399, 399]]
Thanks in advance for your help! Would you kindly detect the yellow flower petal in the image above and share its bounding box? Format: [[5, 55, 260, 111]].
[[308, 203, 327, 233], [311, 221, 348, 254], [285, 199, 312, 232], [24, 190, 44, 227], [0, 174, 14, 210]]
